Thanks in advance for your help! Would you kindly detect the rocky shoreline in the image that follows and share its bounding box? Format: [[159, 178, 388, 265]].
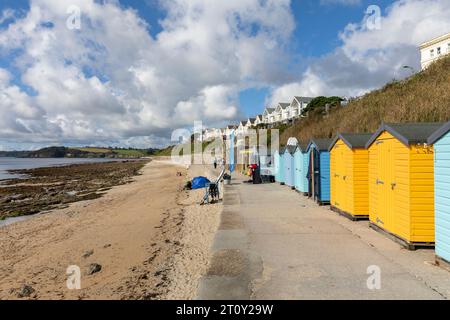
[[0, 160, 149, 221]]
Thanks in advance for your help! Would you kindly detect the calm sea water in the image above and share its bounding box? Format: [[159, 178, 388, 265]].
[[0, 157, 123, 180]]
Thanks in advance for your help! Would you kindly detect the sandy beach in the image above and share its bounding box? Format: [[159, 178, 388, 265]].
[[0, 160, 221, 300]]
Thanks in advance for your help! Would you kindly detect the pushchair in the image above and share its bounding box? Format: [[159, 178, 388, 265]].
[[201, 166, 226, 205]]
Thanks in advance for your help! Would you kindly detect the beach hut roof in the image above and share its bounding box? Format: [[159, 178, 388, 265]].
[[285, 145, 297, 155], [366, 122, 444, 148], [307, 138, 334, 152], [328, 133, 373, 151], [299, 143, 309, 152], [293, 143, 308, 153], [428, 121, 450, 144], [278, 146, 286, 154]]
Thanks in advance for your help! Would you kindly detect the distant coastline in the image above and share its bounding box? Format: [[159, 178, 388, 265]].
[[0, 146, 159, 159]]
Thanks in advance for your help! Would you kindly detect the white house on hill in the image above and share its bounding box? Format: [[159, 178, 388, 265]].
[[237, 121, 247, 135], [246, 118, 256, 128], [290, 96, 313, 119], [420, 32, 450, 70], [275, 103, 291, 123], [263, 107, 275, 124], [254, 115, 263, 126]]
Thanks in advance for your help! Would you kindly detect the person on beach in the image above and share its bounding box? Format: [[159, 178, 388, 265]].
[[214, 158, 217, 170]]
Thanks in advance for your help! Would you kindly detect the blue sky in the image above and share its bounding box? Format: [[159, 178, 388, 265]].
[[0, 0, 392, 119], [1, 0, 449, 149]]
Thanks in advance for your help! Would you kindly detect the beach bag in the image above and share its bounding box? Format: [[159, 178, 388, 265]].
[[191, 176, 211, 190]]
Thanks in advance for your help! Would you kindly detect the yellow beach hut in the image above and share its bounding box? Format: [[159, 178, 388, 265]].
[[329, 133, 372, 221], [365, 123, 443, 250]]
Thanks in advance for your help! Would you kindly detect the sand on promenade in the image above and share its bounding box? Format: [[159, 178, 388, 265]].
[[0, 160, 221, 300]]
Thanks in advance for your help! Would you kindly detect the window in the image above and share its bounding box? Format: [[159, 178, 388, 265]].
[[437, 47, 441, 55], [448, 43, 450, 53], [430, 49, 435, 58]]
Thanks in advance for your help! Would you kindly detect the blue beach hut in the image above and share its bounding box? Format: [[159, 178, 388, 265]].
[[428, 121, 450, 266], [283, 146, 296, 188], [294, 143, 309, 195], [306, 138, 333, 204]]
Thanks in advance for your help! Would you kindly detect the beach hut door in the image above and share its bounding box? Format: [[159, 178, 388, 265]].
[[375, 139, 394, 228], [313, 149, 321, 200]]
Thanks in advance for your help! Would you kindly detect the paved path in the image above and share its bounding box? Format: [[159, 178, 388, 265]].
[[198, 174, 450, 300]]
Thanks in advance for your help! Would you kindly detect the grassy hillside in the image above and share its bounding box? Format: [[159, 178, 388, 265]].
[[71, 147, 155, 158], [281, 55, 450, 145]]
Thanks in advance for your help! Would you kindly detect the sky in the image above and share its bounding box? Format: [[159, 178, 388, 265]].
[[1, 0, 450, 150]]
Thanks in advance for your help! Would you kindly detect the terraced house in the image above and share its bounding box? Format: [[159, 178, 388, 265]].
[[420, 32, 450, 70]]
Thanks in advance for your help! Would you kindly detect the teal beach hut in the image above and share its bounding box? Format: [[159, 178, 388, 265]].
[[294, 143, 309, 195], [428, 121, 450, 266]]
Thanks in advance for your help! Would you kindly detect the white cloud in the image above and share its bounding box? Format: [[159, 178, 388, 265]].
[[0, 0, 295, 148], [270, 0, 450, 104]]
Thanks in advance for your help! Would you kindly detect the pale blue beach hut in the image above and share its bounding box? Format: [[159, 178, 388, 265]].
[[294, 143, 309, 195], [275, 147, 285, 184], [428, 121, 450, 265], [283, 146, 296, 188]]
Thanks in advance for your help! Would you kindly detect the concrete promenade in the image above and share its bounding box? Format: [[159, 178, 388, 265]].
[[198, 173, 450, 300]]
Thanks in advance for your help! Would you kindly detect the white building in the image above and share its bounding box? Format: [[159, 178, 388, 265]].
[[420, 32, 450, 70], [254, 115, 263, 126], [275, 103, 291, 123], [263, 107, 275, 124], [202, 128, 223, 141], [237, 121, 247, 135], [290, 96, 313, 119], [246, 118, 256, 129], [224, 125, 236, 137]]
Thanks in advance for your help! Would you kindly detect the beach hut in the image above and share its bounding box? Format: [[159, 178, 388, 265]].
[[294, 143, 309, 195], [306, 138, 333, 204], [428, 121, 450, 265], [329, 133, 372, 221], [366, 123, 442, 250], [283, 146, 296, 188], [275, 147, 285, 184]]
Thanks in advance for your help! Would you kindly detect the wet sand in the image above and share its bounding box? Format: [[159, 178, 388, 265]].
[[0, 161, 221, 300]]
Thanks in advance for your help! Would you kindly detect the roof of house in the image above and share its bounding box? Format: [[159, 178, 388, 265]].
[[428, 121, 450, 144], [307, 138, 334, 152], [227, 125, 236, 129], [248, 118, 256, 123], [419, 32, 450, 49], [264, 107, 275, 113], [278, 103, 290, 110], [366, 123, 444, 148], [328, 133, 373, 151], [294, 96, 314, 103]]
